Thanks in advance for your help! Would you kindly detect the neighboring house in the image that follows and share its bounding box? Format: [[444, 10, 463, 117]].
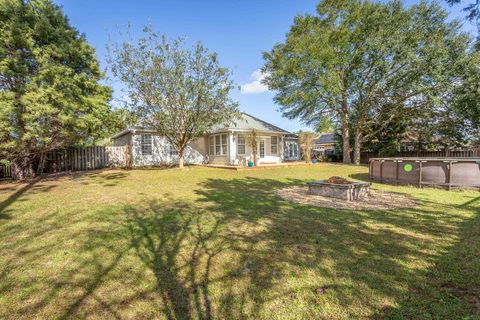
[[112, 113, 300, 167], [313, 133, 335, 156]]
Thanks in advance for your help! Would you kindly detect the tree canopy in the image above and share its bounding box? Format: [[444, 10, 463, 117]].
[[447, 0, 480, 43], [263, 0, 475, 164], [0, 0, 112, 178], [108, 27, 239, 169]]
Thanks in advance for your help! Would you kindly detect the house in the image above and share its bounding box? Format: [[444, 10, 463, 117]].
[[313, 133, 335, 156], [112, 113, 300, 167]]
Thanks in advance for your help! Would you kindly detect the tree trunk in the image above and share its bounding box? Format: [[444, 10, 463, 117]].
[[253, 148, 257, 167], [36, 153, 46, 176], [178, 148, 184, 169], [126, 144, 133, 168], [305, 149, 310, 163], [341, 116, 351, 164], [353, 128, 362, 165], [12, 158, 35, 181]]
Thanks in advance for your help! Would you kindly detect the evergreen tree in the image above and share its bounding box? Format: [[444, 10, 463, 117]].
[[0, 0, 112, 179]]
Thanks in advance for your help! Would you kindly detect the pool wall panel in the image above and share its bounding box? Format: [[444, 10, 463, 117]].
[[369, 158, 480, 189]]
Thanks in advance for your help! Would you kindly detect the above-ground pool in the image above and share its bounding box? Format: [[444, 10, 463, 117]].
[[369, 157, 480, 189]]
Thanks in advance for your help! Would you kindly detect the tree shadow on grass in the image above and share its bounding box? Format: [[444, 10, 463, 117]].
[[193, 177, 478, 318], [0, 179, 42, 216], [52, 177, 476, 319], [381, 195, 480, 319], [124, 201, 196, 319], [2, 175, 478, 319], [348, 172, 370, 182], [0, 170, 129, 219], [71, 170, 130, 187], [4, 196, 243, 320]]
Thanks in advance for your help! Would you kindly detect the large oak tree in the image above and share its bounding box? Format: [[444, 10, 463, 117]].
[[263, 0, 472, 164]]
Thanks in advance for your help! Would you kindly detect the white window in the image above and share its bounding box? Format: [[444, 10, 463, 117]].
[[215, 135, 221, 155], [140, 134, 152, 155], [271, 136, 278, 154], [237, 135, 245, 155], [209, 136, 214, 155], [221, 134, 227, 155], [209, 134, 228, 156], [169, 144, 178, 156]]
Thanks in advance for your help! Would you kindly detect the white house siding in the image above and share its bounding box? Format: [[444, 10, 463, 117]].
[[132, 134, 206, 166], [113, 133, 131, 147], [206, 132, 231, 165], [229, 133, 284, 165], [105, 146, 127, 166], [113, 130, 289, 167], [259, 135, 283, 164], [208, 155, 228, 165]]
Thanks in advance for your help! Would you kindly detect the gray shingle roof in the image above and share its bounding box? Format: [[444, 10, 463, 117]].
[[112, 112, 291, 139], [210, 113, 290, 134], [315, 133, 335, 145]]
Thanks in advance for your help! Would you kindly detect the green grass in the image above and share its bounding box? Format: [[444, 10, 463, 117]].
[[0, 164, 478, 319]]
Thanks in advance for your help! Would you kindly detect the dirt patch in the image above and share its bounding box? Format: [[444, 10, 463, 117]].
[[325, 176, 353, 184], [276, 186, 416, 210]]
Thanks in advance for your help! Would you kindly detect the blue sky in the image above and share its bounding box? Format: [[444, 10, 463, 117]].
[[55, 0, 476, 133]]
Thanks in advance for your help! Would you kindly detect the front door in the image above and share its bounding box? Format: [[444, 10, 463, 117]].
[[259, 140, 265, 158]]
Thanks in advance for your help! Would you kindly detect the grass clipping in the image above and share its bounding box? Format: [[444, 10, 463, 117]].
[[276, 186, 416, 210]]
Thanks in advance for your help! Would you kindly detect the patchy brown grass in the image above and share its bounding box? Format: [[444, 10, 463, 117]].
[[276, 186, 416, 210], [0, 164, 478, 319]]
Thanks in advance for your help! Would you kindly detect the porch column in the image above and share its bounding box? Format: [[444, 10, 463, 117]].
[[280, 136, 284, 161], [229, 132, 236, 165]]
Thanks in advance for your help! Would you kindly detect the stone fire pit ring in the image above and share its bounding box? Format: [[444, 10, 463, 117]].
[[307, 180, 371, 201]]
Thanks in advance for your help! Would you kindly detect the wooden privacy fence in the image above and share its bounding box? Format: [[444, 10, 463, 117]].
[[43, 146, 127, 173], [360, 149, 480, 164]]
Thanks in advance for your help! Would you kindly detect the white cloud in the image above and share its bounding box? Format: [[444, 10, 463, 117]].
[[240, 69, 270, 94]]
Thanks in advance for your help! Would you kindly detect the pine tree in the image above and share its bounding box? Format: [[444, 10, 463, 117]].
[[0, 0, 112, 179]]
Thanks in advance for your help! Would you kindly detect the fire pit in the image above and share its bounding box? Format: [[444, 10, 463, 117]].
[[307, 176, 371, 201]]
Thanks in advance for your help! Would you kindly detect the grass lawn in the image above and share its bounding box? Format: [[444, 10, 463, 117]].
[[0, 164, 479, 320]]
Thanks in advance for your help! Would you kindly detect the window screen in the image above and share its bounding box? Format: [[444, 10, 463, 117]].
[[215, 135, 221, 155], [141, 134, 152, 155], [271, 136, 278, 154], [237, 135, 245, 155], [221, 134, 228, 155]]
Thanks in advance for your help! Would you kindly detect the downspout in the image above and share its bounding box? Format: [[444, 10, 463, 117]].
[[129, 129, 135, 168], [229, 129, 235, 166]]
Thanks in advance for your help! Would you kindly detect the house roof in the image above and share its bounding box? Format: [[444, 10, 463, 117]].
[[315, 133, 335, 145], [210, 113, 290, 134], [112, 112, 291, 139], [111, 126, 154, 139]]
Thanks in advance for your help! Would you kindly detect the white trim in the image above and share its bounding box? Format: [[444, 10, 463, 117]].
[[111, 128, 156, 139], [223, 129, 289, 135], [209, 133, 228, 156]]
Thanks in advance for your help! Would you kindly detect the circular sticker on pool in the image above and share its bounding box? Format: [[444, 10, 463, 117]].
[[403, 163, 413, 172]]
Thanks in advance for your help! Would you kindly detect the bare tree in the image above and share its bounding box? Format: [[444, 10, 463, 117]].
[[108, 27, 239, 169]]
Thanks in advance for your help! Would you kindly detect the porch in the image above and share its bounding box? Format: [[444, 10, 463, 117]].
[[206, 131, 288, 166], [203, 161, 311, 171]]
